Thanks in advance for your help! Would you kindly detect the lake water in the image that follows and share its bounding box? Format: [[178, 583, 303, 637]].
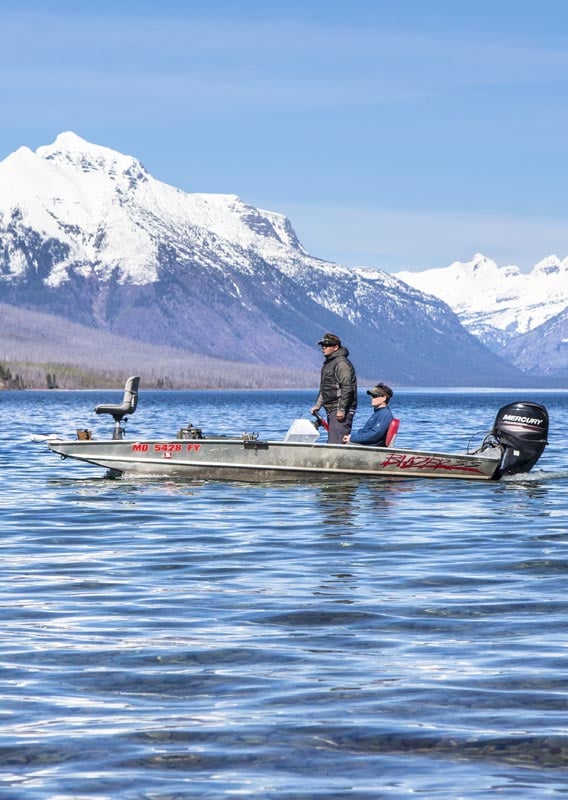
[[1, 388, 568, 799]]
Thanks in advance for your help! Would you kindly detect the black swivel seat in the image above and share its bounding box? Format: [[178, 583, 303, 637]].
[[94, 376, 140, 439]]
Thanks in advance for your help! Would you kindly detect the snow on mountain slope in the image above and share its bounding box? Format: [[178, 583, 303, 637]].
[[0, 134, 157, 284], [0, 131, 411, 324], [0, 131, 315, 288], [395, 253, 568, 338], [0, 132, 530, 385]]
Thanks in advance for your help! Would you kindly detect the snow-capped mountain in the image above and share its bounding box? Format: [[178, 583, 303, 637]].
[[395, 253, 568, 347], [0, 131, 306, 288], [0, 133, 527, 386]]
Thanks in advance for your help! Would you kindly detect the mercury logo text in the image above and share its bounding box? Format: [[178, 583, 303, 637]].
[[502, 414, 543, 425]]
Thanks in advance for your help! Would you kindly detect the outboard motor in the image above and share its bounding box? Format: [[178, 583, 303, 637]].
[[492, 401, 549, 477]]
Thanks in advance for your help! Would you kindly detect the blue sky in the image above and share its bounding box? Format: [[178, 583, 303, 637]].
[[3, 0, 568, 272]]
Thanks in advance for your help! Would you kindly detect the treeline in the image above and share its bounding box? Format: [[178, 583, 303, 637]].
[[0, 359, 318, 391], [0, 363, 25, 389]]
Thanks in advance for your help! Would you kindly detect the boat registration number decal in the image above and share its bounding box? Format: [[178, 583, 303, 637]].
[[130, 443, 201, 453], [381, 453, 483, 474]]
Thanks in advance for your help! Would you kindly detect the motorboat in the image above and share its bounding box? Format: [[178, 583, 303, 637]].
[[40, 377, 550, 482]]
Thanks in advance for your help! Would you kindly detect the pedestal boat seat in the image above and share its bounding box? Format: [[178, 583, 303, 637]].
[[94, 376, 140, 439]]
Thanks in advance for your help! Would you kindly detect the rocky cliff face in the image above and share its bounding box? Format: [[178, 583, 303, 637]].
[[505, 307, 568, 378]]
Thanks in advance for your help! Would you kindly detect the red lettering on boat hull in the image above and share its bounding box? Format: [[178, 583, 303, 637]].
[[380, 452, 484, 474]]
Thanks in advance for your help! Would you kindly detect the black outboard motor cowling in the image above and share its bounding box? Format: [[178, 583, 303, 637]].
[[492, 401, 549, 476]]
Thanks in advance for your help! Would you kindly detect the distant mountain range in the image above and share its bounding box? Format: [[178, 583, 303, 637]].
[[396, 253, 568, 378], [0, 132, 564, 387]]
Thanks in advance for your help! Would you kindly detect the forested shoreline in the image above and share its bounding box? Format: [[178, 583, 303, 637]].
[[0, 304, 319, 390], [0, 360, 319, 391]]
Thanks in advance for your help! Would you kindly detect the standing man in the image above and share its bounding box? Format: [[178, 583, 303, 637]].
[[311, 332, 357, 444]]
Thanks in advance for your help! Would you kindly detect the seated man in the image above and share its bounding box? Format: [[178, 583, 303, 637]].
[[343, 383, 394, 446]]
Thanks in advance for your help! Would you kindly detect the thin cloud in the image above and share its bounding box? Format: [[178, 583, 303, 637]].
[[2, 10, 568, 103]]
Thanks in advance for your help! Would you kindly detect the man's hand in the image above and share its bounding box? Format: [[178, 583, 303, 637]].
[[336, 410, 345, 421], [343, 434, 351, 444], [310, 406, 320, 416]]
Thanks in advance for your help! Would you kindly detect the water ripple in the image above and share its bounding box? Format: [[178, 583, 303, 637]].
[[2, 389, 568, 798]]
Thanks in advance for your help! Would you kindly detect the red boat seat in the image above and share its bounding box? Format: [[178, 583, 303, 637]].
[[385, 418, 400, 448]]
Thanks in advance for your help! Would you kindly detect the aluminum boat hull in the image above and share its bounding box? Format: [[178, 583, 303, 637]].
[[47, 437, 503, 481]]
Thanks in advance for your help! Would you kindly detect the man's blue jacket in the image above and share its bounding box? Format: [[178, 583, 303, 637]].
[[350, 406, 393, 446]]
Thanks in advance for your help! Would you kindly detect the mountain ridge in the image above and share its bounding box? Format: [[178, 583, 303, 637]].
[[0, 132, 546, 387], [395, 253, 568, 373]]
